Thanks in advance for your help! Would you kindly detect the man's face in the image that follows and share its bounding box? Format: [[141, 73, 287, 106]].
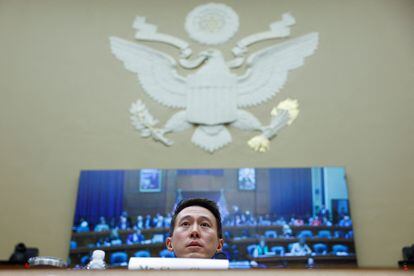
[[166, 206, 223, 258]]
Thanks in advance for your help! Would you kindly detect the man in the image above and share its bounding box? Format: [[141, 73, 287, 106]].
[[166, 198, 224, 259], [318, 205, 330, 220], [94, 216, 110, 232], [253, 237, 269, 257], [339, 215, 352, 227], [290, 237, 312, 256], [126, 228, 144, 245]]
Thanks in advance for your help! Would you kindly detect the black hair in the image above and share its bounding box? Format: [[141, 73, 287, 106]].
[[169, 198, 223, 239]]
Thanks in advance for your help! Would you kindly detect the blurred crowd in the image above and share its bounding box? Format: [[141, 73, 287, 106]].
[[72, 204, 352, 251]]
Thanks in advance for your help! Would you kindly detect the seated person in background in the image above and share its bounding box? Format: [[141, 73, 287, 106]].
[[274, 217, 287, 226], [96, 237, 111, 247], [144, 214, 152, 229], [322, 217, 333, 226], [290, 237, 312, 256], [110, 229, 122, 246], [345, 230, 354, 239], [253, 237, 269, 257], [239, 213, 248, 225], [94, 216, 110, 232], [121, 210, 133, 226], [293, 218, 304, 226], [244, 210, 257, 226], [166, 198, 224, 259], [230, 205, 242, 220], [135, 215, 144, 230], [241, 229, 250, 238], [164, 213, 172, 228], [126, 228, 145, 244], [224, 231, 233, 240], [282, 224, 293, 238], [317, 205, 330, 220], [258, 215, 272, 226], [339, 215, 352, 227], [289, 217, 305, 226], [151, 233, 165, 243], [153, 213, 164, 228], [310, 216, 321, 226], [118, 214, 130, 230], [234, 214, 242, 226], [338, 207, 349, 219], [334, 230, 345, 238], [76, 220, 90, 233]]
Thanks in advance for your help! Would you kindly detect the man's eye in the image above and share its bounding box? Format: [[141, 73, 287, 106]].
[[180, 221, 190, 226], [200, 222, 211, 227]]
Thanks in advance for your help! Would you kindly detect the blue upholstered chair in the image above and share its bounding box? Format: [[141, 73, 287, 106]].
[[159, 249, 174, 258], [317, 230, 331, 239], [80, 255, 90, 266], [297, 230, 313, 238], [110, 252, 128, 266], [264, 230, 277, 238], [345, 230, 354, 239], [334, 230, 345, 238], [271, 246, 285, 256], [231, 244, 240, 260], [246, 244, 257, 256], [287, 243, 294, 252], [332, 244, 349, 255], [134, 250, 151, 257], [313, 243, 328, 254], [70, 240, 77, 249]]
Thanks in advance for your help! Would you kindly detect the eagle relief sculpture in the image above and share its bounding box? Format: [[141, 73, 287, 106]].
[[109, 3, 318, 153]]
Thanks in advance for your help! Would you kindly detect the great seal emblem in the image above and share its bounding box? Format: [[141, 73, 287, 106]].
[[109, 4, 318, 152]]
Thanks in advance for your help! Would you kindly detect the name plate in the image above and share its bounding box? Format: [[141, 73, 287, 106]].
[[128, 257, 229, 270]]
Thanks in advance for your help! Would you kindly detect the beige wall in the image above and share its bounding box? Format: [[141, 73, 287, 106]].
[[0, 0, 413, 268]]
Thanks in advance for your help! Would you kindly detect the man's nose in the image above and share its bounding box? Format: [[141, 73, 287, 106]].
[[190, 224, 200, 238]]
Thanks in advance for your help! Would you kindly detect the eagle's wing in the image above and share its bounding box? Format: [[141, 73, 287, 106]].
[[110, 36, 187, 108], [237, 32, 318, 107]]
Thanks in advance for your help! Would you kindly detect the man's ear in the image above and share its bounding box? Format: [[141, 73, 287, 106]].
[[216, 238, 224, 252], [166, 237, 174, 252]]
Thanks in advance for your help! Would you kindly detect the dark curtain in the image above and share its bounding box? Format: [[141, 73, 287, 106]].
[[74, 170, 125, 226], [268, 168, 312, 218], [177, 169, 223, 176]]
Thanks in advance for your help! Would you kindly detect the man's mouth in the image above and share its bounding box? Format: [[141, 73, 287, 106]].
[[187, 241, 202, 247]]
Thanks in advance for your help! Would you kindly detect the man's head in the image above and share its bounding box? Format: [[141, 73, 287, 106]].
[[166, 198, 224, 258]]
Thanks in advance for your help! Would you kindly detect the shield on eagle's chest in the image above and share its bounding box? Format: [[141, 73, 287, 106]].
[[186, 54, 238, 125]]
